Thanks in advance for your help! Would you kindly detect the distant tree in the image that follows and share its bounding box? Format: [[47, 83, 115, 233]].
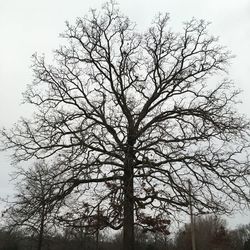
[[2, 162, 59, 250], [174, 215, 232, 250], [59, 221, 98, 250], [0, 229, 21, 250], [1, 2, 250, 250], [230, 223, 250, 250]]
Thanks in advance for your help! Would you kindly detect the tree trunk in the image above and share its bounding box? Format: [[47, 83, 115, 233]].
[[37, 215, 44, 250], [37, 203, 45, 250], [123, 149, 134, 250]]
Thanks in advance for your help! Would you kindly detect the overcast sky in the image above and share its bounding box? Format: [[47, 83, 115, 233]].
[[0, 0, 250, 228]]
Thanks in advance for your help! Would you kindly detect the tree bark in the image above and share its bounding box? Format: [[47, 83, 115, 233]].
[[123, 146, 134, 250]]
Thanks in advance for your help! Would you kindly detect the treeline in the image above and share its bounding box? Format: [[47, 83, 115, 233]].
[[0, 215, 249, 250]]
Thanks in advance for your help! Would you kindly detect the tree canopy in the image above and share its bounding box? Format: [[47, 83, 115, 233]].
[[1, 2, 250, 250]]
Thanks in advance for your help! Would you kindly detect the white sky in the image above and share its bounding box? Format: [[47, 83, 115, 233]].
[[0, 0, 250, 229]]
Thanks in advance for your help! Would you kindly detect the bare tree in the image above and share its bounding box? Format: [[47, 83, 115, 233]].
[[230, 223, 250, 250], [2, 162, 59, 250], [174, 215, 232, 250], [1, 2, 250, 250]]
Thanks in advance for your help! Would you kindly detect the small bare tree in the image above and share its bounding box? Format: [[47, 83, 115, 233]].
[[2, 162, 59, 250], [1, 2, 250, 250]]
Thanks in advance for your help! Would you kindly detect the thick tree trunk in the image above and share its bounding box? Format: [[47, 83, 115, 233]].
[[123, 149, 134, 250]]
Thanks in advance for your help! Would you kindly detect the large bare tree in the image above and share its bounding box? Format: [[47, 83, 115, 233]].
[[1, 2, 250, 250]]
